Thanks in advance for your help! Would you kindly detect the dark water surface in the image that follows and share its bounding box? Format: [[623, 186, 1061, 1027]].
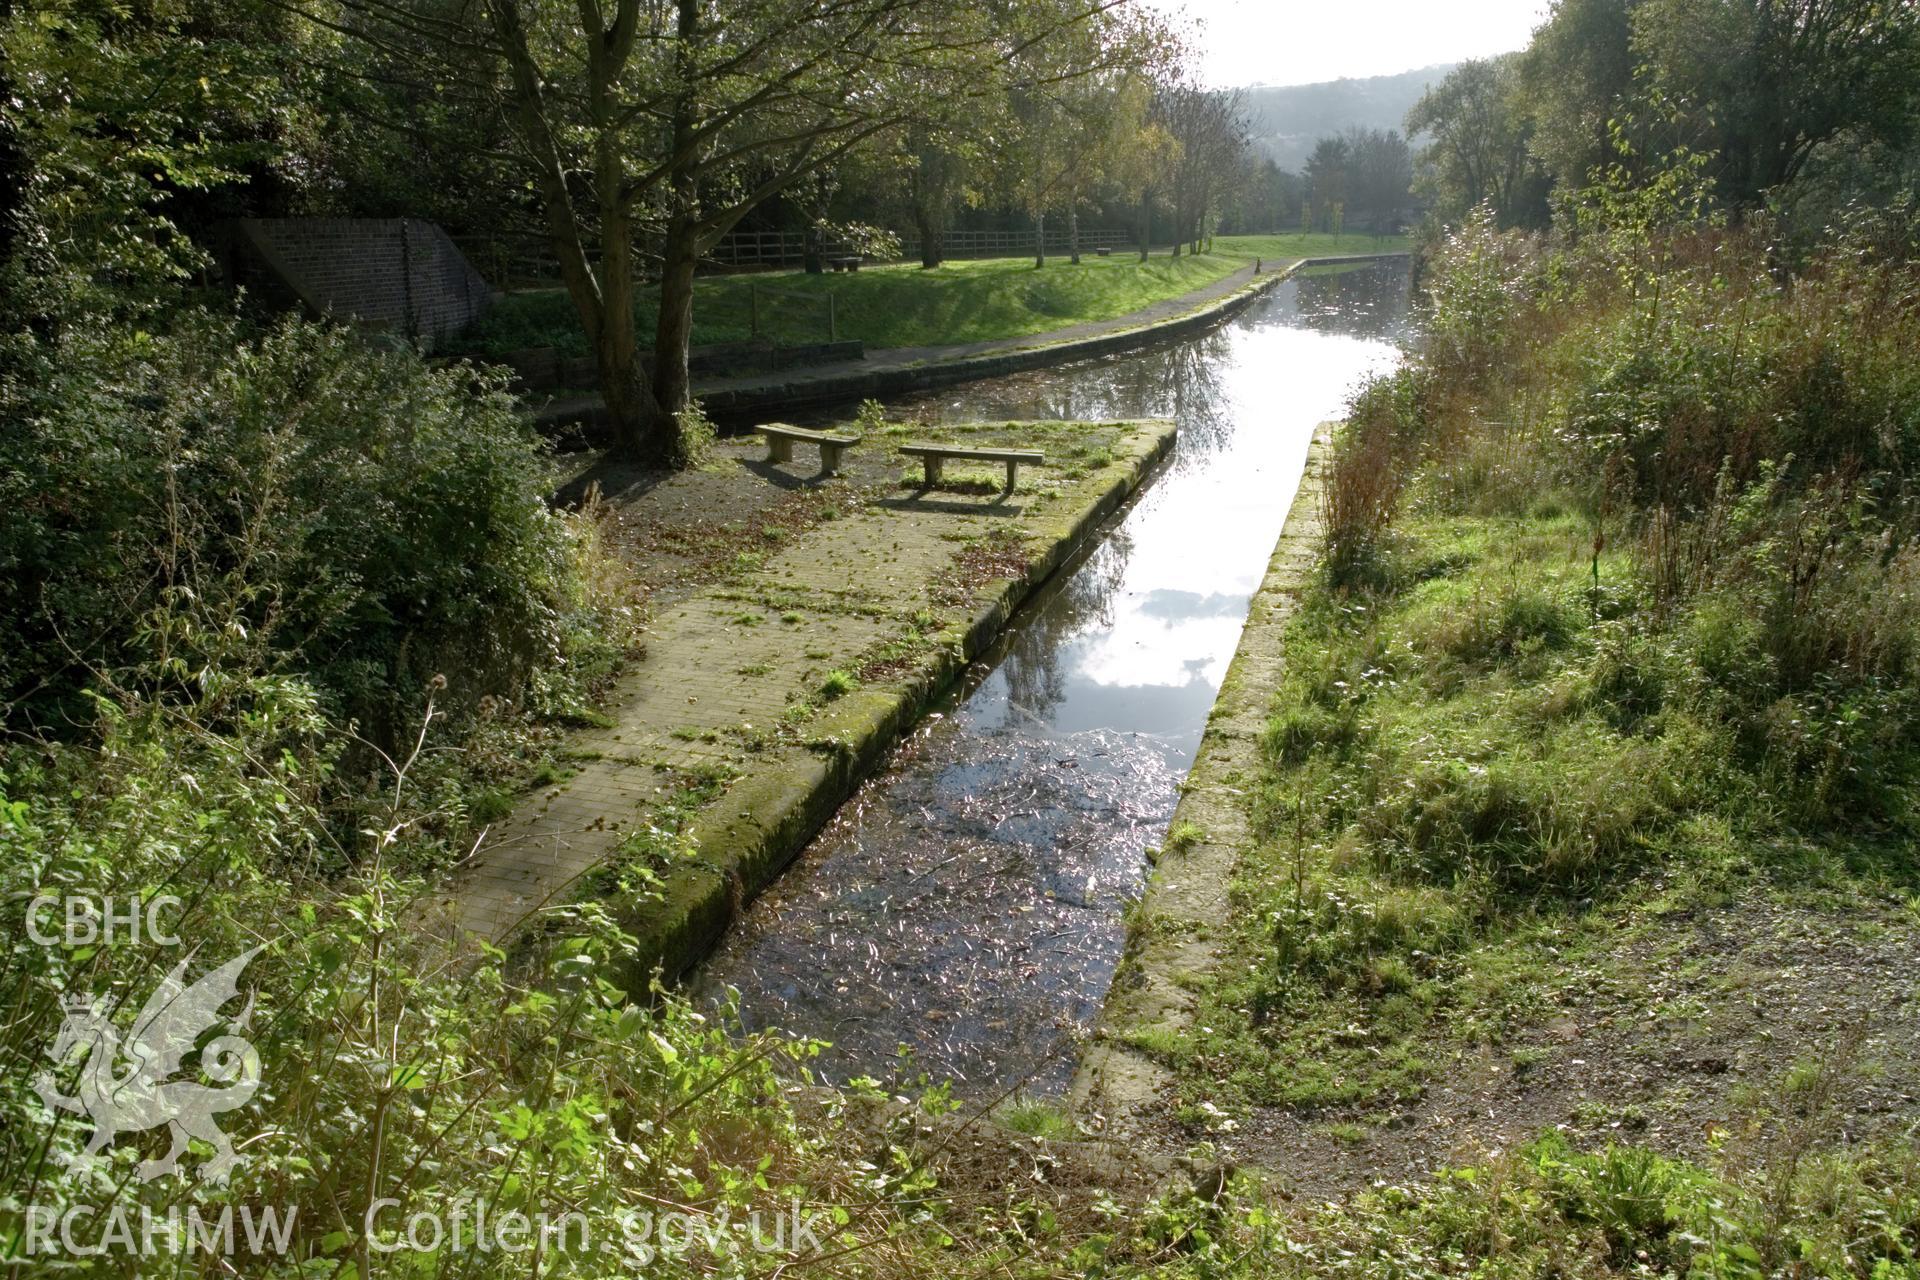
[[693, 261, 1415, 1094]]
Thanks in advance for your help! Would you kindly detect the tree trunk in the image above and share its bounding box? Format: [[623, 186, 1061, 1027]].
[[594, 109, 674, 461], [631, 0, 704, 465], [1033, 211, 1045, 269], [804, 223, 824, 274], [489, 0, 664, 461], [1068, 203, 1080, 265], [914, 202, 942, 269], [596, 204, 673, 462], [1137, 192, 1150, 262], [651, 208, 700, 454], [911, 147, 947, 268]]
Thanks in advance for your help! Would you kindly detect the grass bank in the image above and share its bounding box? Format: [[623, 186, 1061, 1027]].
[[1100, 210, 1920, 1271], [460, 252, 1252, 358], [1213, 232, 1412, 260]]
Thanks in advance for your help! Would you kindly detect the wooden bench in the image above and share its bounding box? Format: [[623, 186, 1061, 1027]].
[[899, 442, 1044, 493], [827, 256, 862, 272], [760, 423, 861, 475]]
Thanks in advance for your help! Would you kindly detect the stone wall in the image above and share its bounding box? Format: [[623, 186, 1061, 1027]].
[[224, 218, 494, 350]]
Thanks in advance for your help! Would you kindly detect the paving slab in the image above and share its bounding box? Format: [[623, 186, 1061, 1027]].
[[434, 420, 1179, 983]]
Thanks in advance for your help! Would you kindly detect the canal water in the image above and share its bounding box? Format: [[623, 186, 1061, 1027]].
[[693, 259, 1414, 1094]]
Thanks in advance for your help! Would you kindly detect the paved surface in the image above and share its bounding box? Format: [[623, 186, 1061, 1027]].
[[440, 425, 1157, 943]]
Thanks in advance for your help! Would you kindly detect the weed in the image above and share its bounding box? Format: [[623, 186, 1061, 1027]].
[[998, 1100, 1079, 1141], [1165, 821, 1205, 853], [673, 399, 718, 467]]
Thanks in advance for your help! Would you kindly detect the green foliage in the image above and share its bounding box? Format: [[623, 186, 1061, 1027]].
[[0, 313, 579, 746], [1631, 0, 1920, 206], [1415, 0, 1920, 231], [1164, 821, 1205, 854], [1267, 1132, 1920, 1279], [674, 400, 719, 467], [1405, 56, 1552, 231], [1420, 208, 1539, 385], [0, 681, 886, 1276], [1189, 225, 1920, 1118], [997, 1100, 1078, 1141], [1, 0, 289, 316], [852, 398, 889, 436]]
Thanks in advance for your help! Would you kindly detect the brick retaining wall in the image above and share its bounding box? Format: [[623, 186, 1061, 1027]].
[[225, 218, 494, 350]]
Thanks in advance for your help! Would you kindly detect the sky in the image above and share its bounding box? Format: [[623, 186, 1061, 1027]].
[[1139, 0, 1550, 88]]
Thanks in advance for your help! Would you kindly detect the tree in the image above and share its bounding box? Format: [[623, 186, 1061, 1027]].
[[1304, 135, 1351, 232], [1406, 55, 1552, 228], [1115, 74, 1179, 260], [1631, 0, 1920, 206], [906, 132, 968, 269], [1000, 8, 1167, 269], [1219, 153, 1302, 234], [1521, 0, 1641, 199], [498, 0, 1001, 460], [1346, 128, 1414, 234], [309, 0, 1136, 461], [1161, 81, 1247, 254], [2, 0, 289, 320]]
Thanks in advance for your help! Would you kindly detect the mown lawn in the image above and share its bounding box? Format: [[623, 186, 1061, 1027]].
[[1214, 231, 1412, 260], [458, 251, 1256, 358]]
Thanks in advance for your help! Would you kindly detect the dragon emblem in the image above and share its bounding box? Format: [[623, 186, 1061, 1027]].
[[35, 945, 265, 1184]]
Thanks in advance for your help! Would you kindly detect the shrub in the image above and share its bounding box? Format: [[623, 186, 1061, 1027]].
[[674, 400, 718, 466], [1321, 413, 1403, 589], [0, 312, 573, 748], [0, 683, 888, 1280], [1420, 207, 1539, 394]]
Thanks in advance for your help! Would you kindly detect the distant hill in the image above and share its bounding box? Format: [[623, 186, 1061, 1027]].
[[1242, 65, 1456, 172]]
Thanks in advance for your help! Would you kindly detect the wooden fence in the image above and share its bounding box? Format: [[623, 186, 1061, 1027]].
[[710, 227, 1136, 267]]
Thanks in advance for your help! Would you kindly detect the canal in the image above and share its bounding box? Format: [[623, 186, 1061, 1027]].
[[693, 259, 1415, 1094]]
